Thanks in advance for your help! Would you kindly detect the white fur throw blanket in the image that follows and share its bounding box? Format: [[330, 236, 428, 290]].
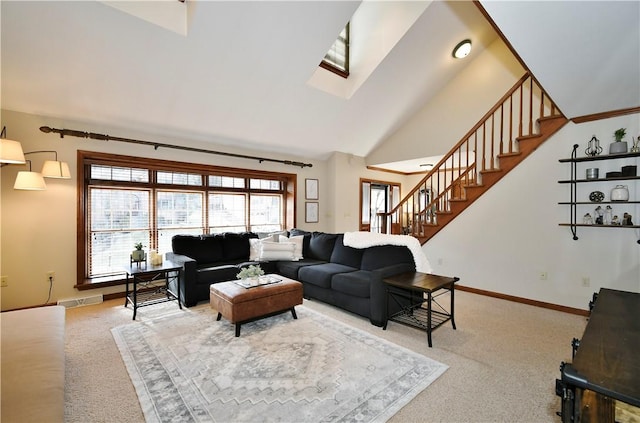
[[343, 232, 433, 274]]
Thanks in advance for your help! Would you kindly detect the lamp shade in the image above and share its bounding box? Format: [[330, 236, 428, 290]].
[[0, 139, 26, 164], [14, 171, 47, 190], [42, 160, 71, 179]]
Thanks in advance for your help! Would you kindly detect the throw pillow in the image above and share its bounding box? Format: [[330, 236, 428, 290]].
[[280, 235, 304, 260], [249, 235, 276, 261], [259, 241, 295, 261]]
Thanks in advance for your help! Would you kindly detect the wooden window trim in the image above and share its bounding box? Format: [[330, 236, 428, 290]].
[[76, 150, 297, 289]]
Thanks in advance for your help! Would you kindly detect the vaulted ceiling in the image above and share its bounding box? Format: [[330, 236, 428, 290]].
[[2, 1, 638, 166]]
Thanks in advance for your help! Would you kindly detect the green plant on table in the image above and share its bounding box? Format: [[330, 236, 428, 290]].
[[237, 265, 264, 280], [134, 242, 144, 250]]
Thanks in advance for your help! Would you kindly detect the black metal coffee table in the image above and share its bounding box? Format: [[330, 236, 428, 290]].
[[383, 272, 459, 347]]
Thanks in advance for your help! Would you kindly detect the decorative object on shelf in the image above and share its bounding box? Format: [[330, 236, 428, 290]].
[[236, 264, 264, 281], [606, 171, 622, 178], [594, 206, 604, 225], [585, 135, 602, 156], [621, 165, 637, 177], [586, 168, 599, 179], [610, 185, 629, 201], [609, 128, 628, 154], [131, 242, 146, 262], [622, 213, 633, 226], [604, 205, 613, 225], [631, 135, 640, 153], [611, 215, 620, 225], [589, 190, 605, 202], [583, 213, 594, 225]]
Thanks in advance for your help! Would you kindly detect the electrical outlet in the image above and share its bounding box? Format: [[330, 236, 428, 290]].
[[1, 276, 8, 287], [582, 277, 590, 287], [539, 272, 548, 280], [47, 271, 55, 283]]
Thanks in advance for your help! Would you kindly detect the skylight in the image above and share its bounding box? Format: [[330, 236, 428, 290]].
[[320, 23, 349, 78]]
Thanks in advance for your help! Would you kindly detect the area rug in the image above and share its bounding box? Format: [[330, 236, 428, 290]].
[[111, 304, 448, 423]]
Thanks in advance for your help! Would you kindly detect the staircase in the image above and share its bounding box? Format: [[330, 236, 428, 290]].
[[377, 72, 568, 243]]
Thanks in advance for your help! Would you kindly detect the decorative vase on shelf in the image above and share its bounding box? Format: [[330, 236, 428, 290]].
[[632, 136, 640, 153], [610, 185, 629, 202]]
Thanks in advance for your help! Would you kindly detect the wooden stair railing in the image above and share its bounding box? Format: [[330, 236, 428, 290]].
[[377, 71, 568, 243]]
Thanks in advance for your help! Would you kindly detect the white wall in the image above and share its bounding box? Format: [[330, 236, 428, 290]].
[[367, 38, 525, 165], [425, 114, 640, 310], [326, 152, 411, 233], [0, 109, 330, 310]]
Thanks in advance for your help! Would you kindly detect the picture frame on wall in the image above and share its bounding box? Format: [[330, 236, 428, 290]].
[[305, 202, 319, 223], [305, 178, 319, 200]]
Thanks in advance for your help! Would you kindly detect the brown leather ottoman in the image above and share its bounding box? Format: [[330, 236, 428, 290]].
[[210, 275, 303, 336]]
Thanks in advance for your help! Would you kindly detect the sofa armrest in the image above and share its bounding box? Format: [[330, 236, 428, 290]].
[[166, 252, 198, 306], [369, 262, 416, 326]]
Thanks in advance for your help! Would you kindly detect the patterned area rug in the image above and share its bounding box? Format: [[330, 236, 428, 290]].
[[111, 304, 447, 423]]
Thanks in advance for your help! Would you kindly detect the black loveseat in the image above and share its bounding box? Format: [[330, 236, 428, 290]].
[[166, 229, 417, 326]]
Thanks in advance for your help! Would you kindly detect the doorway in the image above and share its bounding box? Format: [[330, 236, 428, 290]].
[[360, 179, 400, 233]]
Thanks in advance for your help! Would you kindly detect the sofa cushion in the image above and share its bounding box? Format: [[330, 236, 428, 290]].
[[172, 234, 224, 264], [222, 232, 257, 261], [361, 245, 414, 271], [276, 259, 325, 280], [331, 270, 372, 298], [298, 263, 357, 289], [330, 234, 363, 268], [307, 232, 338, 261]]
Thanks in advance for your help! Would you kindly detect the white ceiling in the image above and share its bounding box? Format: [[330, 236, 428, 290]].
[[2, 1, 639, 171]]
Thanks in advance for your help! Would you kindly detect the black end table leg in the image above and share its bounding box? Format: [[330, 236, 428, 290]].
[[383, 287, 389, 330], [450, 283, 456, 330], [427, 291, 433, 347], [132, 278, 138, 320], [235, 323, 241, 337], [291, 308, 298, 319], [216, 312, 222, 321], [124, 275, 130, 307]]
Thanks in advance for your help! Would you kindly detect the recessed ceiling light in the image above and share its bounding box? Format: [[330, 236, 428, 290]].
[[452, 39, 472, 59]]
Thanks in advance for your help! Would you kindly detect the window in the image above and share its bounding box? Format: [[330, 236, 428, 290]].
[[78, 151, 297, 288], [320, 22, 349, 78]]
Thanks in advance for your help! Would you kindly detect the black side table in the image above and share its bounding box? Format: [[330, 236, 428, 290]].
[[383, 272, 459, 347], [123, 260, 182, 320]]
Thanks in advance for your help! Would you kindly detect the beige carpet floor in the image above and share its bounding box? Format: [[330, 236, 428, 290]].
[[65, 291, 588, 422]]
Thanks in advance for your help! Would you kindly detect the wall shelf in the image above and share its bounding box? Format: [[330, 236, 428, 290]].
[[558, 144, 639, 243]]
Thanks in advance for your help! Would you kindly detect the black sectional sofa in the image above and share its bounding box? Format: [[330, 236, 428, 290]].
[[166, 229, 417, 326]]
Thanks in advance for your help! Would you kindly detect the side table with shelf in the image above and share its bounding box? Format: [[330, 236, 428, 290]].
[[383, 272, 459, 348], [123, 260, 182, 320], [558, 144, 640, 243]]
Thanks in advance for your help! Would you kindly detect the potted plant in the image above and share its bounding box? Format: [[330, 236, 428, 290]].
[[609, 128, 628, 154], [236, 264, 264, 281], [131, 242, 145, 262]]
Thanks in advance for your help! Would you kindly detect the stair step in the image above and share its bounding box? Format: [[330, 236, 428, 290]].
[[393, 77, 569, 244]]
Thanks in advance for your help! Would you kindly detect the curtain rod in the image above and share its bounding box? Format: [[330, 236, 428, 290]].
[[38, 126, 313, 168]]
